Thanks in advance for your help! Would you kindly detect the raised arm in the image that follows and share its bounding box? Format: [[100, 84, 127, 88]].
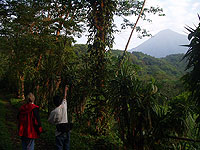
[[64, 85, 69, 100]]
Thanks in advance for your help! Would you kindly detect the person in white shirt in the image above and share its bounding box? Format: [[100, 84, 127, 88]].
[[48, 85, 70, 150]]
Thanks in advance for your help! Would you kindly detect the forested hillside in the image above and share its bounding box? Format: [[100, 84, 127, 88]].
[[74, 46, 186, 81], [111, 50, 186, 98]]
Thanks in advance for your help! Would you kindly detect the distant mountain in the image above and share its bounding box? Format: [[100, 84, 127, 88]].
[[129, 29, 189, 58]]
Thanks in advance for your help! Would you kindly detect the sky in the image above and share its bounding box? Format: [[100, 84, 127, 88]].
[[75, 0, 200, 50]]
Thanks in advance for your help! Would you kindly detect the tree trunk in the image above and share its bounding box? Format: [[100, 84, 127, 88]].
[[18, 73, 25, 100]]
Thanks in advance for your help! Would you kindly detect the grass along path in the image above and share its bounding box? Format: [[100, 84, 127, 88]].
[[4, 99, 21, 150], [0, 99, 13, 150]]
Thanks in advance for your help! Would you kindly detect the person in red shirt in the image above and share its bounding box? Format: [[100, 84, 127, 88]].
[[18, 92, 42, 150]]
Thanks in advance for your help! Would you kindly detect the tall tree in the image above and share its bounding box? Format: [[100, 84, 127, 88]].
[[84, 0, 163, 135], [0, 0, 85, 102]]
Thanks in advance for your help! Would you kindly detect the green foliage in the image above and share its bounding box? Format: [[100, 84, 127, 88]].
[[2, 1, 198, 149], [182, 17, 200, 107], [106, 58, 183, 149], [130, 52, 186, 78], [0, 0, 86, 100], [162, 54, 187, 73], [0, 52, 9, 80], [10, 98, 23, 108], [111, 50, 186, 98], [166, 92, 200, 149]]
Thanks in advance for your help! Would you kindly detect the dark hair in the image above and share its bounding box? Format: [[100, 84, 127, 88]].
[[53, 95, 62, 107]]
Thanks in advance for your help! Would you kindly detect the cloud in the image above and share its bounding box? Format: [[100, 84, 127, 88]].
[[192, 2, 200, 10], [155, 0, 199, 30]]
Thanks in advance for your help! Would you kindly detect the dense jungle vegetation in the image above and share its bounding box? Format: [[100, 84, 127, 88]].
[[0, 0, 200, 149]]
